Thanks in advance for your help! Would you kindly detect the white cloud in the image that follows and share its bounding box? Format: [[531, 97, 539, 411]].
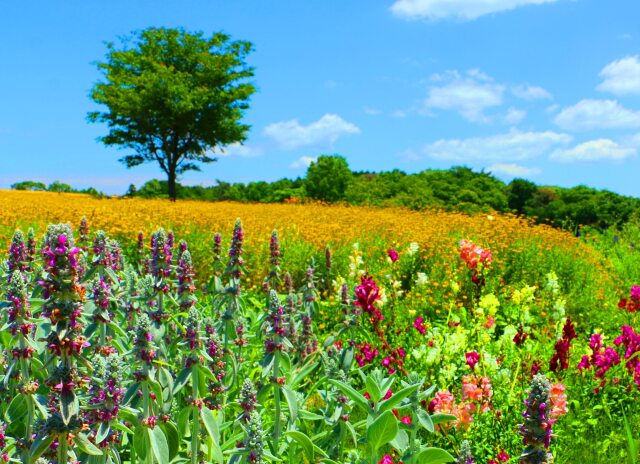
[[216, 142, 262, 158], [390, 0, 559, 21], [488, 163, 541, 176], [363, 106, 383, 115], [511, 84, 553, 100], [554, 99, 640, 131], [263, 114, 360, 150], [289, 156, 317, 169], [597, 56, 640, 96], [412, 130, 572, 161], [503, 107, 527, 125], [550, 139, 636, 162], [391, 109, 407, 118], [425, 70, 504, 123]]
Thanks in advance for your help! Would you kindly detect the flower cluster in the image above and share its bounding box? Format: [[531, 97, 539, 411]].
[[205, 327, 227, 406], [226, 219, 245, 280], [212, 232, 223, 276], [430, 375, 492, 428], [519, 374, 554, 464], [7, 230, 27, 277], [577, 333, 621, 390], [354, 275, 382, 326], [465, 351, 480, 371], [613, 325, 640, 390], [457, 440, 474, 464], [459, 239, 492, 270], [177, 248, 196, 311], [150, 228, 172, 285], [91, 231, 123, 271], [549, 383, 568, 419], [238, 378, 258, 423], [87, 354, 125, 448], [132, 313, 156, 367], [549, 318, 577, 373], [413, 316, 426, 334], [618, 284, 640, 312], [355, 343, 379, 367]]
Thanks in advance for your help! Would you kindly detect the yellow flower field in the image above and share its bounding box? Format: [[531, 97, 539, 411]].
[[0, 189, 616, 297]]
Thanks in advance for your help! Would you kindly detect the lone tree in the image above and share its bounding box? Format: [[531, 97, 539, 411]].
[[305, 155, 352, 202], [89, 27, 255, 200]]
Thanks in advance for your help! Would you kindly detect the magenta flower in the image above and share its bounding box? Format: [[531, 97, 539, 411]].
[[413, 317, 426, 334], [354, 275, 383, 325], [465, 351, 480, 371], [387, 248, 399, 263]]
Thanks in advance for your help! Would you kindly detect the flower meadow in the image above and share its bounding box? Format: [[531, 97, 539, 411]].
[[0, 191, 638, 463]]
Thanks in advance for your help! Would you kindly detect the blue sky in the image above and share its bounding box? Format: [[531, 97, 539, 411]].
[[1, 0, 640, 196]]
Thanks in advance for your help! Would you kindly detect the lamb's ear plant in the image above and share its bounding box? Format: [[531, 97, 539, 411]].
[[31, 224, 102, 463], [3, 270, 37, 461], [329, 369, 456, 464]]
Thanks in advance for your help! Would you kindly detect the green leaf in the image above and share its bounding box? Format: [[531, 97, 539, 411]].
[[6, 393, 27, 422], [133, 426, 148, 460], [365, 375, 382, 403], [415, 447, 456, 464], [431, 413, 457, 426], [75, 432, 104, 456], [96, 421, 111, 444], [378, 383, 419, 414], [390, 428, 408, 452], [29, 433, 55, 463], [173, 368, 192, 395], [60, 389, 78, 424], [147, 426, 169, 464], [161, 422, 180, 461], [328, 379, 370, 413], [201, 407, 221, 443], [367, 410, 398, 452], [282, 385, 298, 423], [417, 409, 434, 433], [286, 431, 314, 460]]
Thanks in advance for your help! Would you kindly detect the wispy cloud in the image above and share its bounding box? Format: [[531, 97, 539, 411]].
[[597, 56, 640, 96], [550, 139, 636, 162], [289, 156, 317, 169], [554, 99, 640, 131], [503, 107, 527, 125], [511, 84, 553, 101], [390, 0, 560, 21], [264, 114, 360, 150], [488, 163, 541, 176], [215, 142, 262, 158], [405, 130, 572, 162], [424, 70, 504, 123]]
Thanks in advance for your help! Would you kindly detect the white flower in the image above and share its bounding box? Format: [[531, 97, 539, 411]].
[[407, 242, 419, 256], [415, 272, 429, 287]]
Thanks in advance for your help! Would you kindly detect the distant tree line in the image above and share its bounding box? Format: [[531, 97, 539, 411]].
[[11, 180, 107, 198], [11, 155, 640, 231]]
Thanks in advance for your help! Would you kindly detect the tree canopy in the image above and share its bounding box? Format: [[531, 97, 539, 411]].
[[88, 27, 256, 200], [305, 155, 352, 202]]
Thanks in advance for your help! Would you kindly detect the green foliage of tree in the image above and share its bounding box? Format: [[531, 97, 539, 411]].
[[11, 180, 47, 191], [305, 155, 352, 202], [88, 27, 256, 200], [508, 178, 539, 215], [47, 181, 73, 193]]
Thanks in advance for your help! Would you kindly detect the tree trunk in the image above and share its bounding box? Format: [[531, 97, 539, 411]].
[[167, 168, 177, 201]]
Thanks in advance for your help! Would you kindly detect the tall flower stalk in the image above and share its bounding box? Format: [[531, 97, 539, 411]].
[[221, 219, 245, 352], [519, 374, 554, 464], [264, 230, 281, 292], [35, 224, 90, 463], [264, 289, 286, 455], [6, 270, 37, 457]]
